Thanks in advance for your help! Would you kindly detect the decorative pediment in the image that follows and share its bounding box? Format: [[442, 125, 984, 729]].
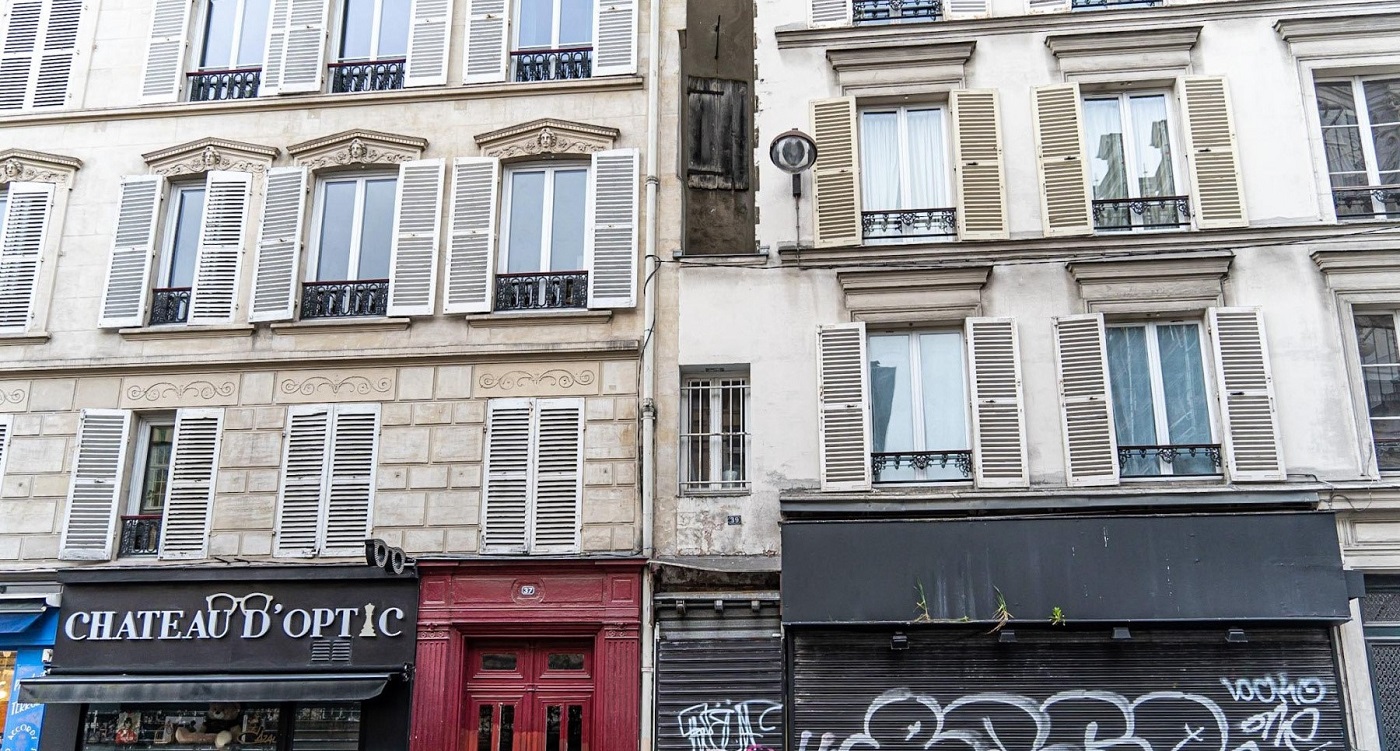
[[142, 138, 279, 177], [475, 119, 620, 160], [287, 129, 428, 169], [0, 148, 82, 185], [827, 41, 975, 97]]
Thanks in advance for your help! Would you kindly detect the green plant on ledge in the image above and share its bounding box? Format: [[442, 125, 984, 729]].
[[1050, 606, 1066, 626]]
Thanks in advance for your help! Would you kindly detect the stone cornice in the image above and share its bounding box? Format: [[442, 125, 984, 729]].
[[838, 264, 991, 322], [1046, 25, 1200, 78], [142, 138, 279, 176], [475, 118, 620, 160], [287, 129, 428, 169], [0, 148, 83, 185], [826, 40, 976, 96], [1066, 250, 1232, 283], [1274, 12, 1400, 44], [1067, 251, 1232, 313]]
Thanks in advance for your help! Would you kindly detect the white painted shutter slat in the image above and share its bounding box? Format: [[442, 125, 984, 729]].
[[1181, 76, 1247, 229], [0, 415, 12, 485], [188, 171, 252, 324], [966, 317, 1028, 488], [1054, 313, 1119, 486], [950, 89, 1008, 241], [811, 97, 861, 248], [250, 167, 308, 321], [277, 0, 330, 93], [1026, 0, 1069, 12], [31, 0, 81, 107], [1032, 83, 1093, 237], [530, 399, 582, 552], [1209, 307, 1283, 481], [100, 176, 162, 329], [158, 408, 223, 559], [809, 0, 850, 27], [276, 405, 331, 557], [944, 0, 988, 19], [585, 148, 639, 309], [0, 181, 53, 332], [461, 0, 507, 84], [482, 399, 531, 553], [0, 0, 40, 110], [139, 0, 192, 103], [444, 157, 499, 314], [322, 404, 379, 556], [404, 0, 452, 87], [387, 159, 445, 316], [59, 409, 132, 561], [818, 323, 871, 491], [260, 0, 292, 94], [591, 0, 636, 77]]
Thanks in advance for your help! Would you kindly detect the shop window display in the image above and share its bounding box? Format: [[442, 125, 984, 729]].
[[79, 703, 359, 751]]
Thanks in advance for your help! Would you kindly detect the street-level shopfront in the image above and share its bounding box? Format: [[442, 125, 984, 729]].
[[20, 566, 418, 751], [2, 581, 60, 751]]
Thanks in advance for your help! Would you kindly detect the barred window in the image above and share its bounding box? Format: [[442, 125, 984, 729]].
[[680, 371, 750, 493]]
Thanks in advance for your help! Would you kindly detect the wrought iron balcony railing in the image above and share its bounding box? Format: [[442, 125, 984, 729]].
[[852, 0, 941, 23], [187, 67, 261, 101], [119, 515, 161, 557], [495, 272, 589, 311], [511, 48, 593, 82], [861, 207, 957, 241], [149, 287, 191, 325], [1091, 195, 1191, 231], [1333, 185, 1400, 221], [871, 450, 972, 481], [329, 59, 406, 93], [300, 279, 389, 319], [1071, 0, 1161, 9], [1117, 444, 1222, 477]]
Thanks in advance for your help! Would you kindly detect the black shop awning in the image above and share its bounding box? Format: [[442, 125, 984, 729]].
[[19, 673, 395, 704]]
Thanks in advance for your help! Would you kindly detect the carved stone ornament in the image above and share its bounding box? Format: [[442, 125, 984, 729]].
[[287, 129, 429, 169], [143, 138, 279, 177], [475, 118, 620, 160], [0, 149, 82, 186]]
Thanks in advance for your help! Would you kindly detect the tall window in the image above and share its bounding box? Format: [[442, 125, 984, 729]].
[[680, 371, 750, 493], [1105, 321, 1218, 477], [867, 331, 970, 482], [1354, 312, 1400, 472], [495, 164, 589, 311], [1315, 77, 1400, 221], [186, 0, 269, 100], [331, 0, 409, 91], [119, 415, 175, 557], [858, 106, 953, 243], [512, 0, 594, 81], [303, 174, 395, 318], [149, 184, 204, 325], [1083, 92, 1187, 232]]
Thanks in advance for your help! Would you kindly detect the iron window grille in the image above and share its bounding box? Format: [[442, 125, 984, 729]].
[[852, 0, 941, 23], [187, 68, 262, 100], [511, 48, 593, 81], [118, 515, 162, 557], [680, 372, 751, 493], [329, 59, 406, 92]]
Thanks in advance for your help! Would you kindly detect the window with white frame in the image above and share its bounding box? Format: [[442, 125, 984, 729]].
[[1104, 320, 1219, 477], [1083, 92, 1188, 232], [511, 0, 594, 81], [303, 173, 396, 318], [1314, 76, 1400, 221], [330, 0, 409, 91], [680, 370, 750, 493], [867, 330, 971, 483], [498, 163, 589, 309], [148, 182, 204, 326], [188, 0, 270, 100], [119, 414, 175, 557], [858, 106, 954, 243], [1354, 312, 1400, 472], [481, 398, 584, 554]]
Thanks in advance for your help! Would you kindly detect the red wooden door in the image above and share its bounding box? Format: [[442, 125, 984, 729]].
[[465, 641, 594, 751]]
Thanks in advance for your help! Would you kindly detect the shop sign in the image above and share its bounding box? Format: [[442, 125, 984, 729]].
[[2, 651, 46, 751]]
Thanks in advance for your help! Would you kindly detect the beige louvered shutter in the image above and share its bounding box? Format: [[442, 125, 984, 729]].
[[139, 0, 193, 103], [966, 318, 1028, 488], [0, 0, 40, 110], [530, 398, 582, 553], [0, 182, 54, 332], [585, 148, 639, 309], [809, 0, 850, 26], [1054, 313, 1119, 486], [1032, 84, 1092, 237], [260, 0, 292, 94], [188, 171, 252, 325], [950, 90, 1008, 241], [403, 0, 452, 87], [592, 0, 636, 77], [276, 405, 332, 557], [483, 399, 532, 553], [250, 167, 308, 321], [944, 0, 988, 18], [387, 159, 445, 316], [1208, 307, 1283, 480], [0, 415, 11, 484], [158, 408, 223, 559], [59, 409, 132, 561], [817, 323, 871, 491], [811, 97, 861, 248], [461, 0, 507, 84], [444, 157, 499, 314], [1180, 76, 1247, 229], [322, 404, 380, 556], [276, 0, 330, 93], [99, 176, 163, 329]]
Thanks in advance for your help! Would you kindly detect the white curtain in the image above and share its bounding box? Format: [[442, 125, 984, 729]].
[[905, 108, 947, 209], [1106, 325, 1158, 475], [860, 111, 900, 211], [1157, 323, 1213, 474], [1128, 94, 1176, 197], [1083, 98, 1127, 200]]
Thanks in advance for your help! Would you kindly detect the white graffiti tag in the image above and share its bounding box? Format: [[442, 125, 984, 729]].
[[1220, 675, 1331, 751], [677, 699, 782, 751]]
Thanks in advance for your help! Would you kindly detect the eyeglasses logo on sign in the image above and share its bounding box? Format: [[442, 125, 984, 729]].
[[63, 591, 406, 643]]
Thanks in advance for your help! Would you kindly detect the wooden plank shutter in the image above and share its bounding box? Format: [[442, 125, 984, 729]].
[[1053, 313, 1120, 486], [944, 0, 988, 19], [404, 0, 452, 87], [809, 0, 851, 27], [461, 0, 507, 84], [444, 156, 499, 314], [1180, 76, 1247, 229], [260, 0, 292, 94], [530, 398, 583, 553], [250, 166, 309, 322], [30, 0, 81, 107], [276, 405, 332, 557], [1208, 307, 1284, 480], [158, 408, 223, 559], [0, 181, 54, 332], [139, 0, 193, 103], [811, 97, 861, 248], [1032, 83, 1092, 237], [482, 399, 531, 553], [99, 176, 162, 329], [277, 0, 330, 93], [0, 415, 12, 484], [59, 409, 132, 561], [585, 148, 639, 309], [950, 89, 1008, 241], [0, 0, 41, 110], [322, 404, 380, 556], [387, 159, 445, 316], [966, 317, 1028, 488], [817, 322, 871, 491], [188, 170, 252, 325], [591, 0, 636, 77]]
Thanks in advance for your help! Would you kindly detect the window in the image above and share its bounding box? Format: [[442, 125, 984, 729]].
[[274, 404, 380, 558], [1104, 321, 1219, 477], [77, 703, 360, 751], [481, 398, 583, 554], [686, 77, 750, 191], [117, 416, 175, 557], [149, 183, 204, 326], [1355, 312, 1400, 472], [329, 0, 409, 91], [187, 0, 269, 100], [511, 0, 593, 81], [303, 173, 396, 319], [680, 370, 750, 493], [1083, 92, 1188, 232], [1362, 577, 1400, 751], [867, 330, 970, 483], [1315, 76, 1400, 221], [497, 164, 589, 310], [858, 106, 954, 243]]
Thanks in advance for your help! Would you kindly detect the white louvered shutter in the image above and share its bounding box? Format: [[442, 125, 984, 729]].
[[188, 171, 251, 324], [0, 415, 11, 484], [276, 0, 330, 93], [139, 0, 193, 103], [276, 405, 332, 557], [444, 157, 499, 313], [950, 90, 1008, 241], [531, 399, 582, 552], [0, 0, 41, 110], [1209, 307, 1283, 480], [59, 409, 132, 561], [100, 176, 162, 329], [817, 323, 871, 491], [591, 0, 636, 77], [811, 97, 861, 248], [1180, 76, 1247, 229], [809, 0, 850, 26], [0, 0, 81, 110], [944, 0, 988, 18], [585, 148, 639, 309], [322, 404, 379, 556], [0, 182, 54, 332], [1032, 84, 1092, 237], [461, 0, 507, 84], [158, 408, 223, 559], [250, 167, 308, 321], [260, 0, 292, 94], [966, 318, 1028, 488], [32, 0, 80, 107], [483, 399, 531, 553], [387, 159, 445, 316], [404, 0, 452, 86], [1054, 314, 1119, 486], [1026, 0, 1069, 11]]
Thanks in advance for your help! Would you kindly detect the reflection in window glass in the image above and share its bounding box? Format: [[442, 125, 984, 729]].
[[316, 181, 357, 281], [566, 705, 582, 751], [517, 0, 553, 48], [313, 176, 397, 282], [503, 166, 588, 273], [482, 653, 518, 671], [558, 0, 593, 45], [545, 706, 561, 751], [291, 704, 360, 751], [358, 178, 396, 279], [0, 651, 14, 740], [1315, 77, 1400, 219], [200, 0, 238, 68], [550, 170, 586, 270], [236, 0, 270, 66], [1084, 93, 1180, 230], [201, 0, 270, 68], [138, 424, 175, 513], [166, 186, 206, 288], [1356, 313, 1400, 471], [1105, 323, 1214, 477], [546, 653, 585, 670], [339, 0, 375, 58], [377, 0, 410, 57], [868, 331, 969, 482], [477, 706, 493, 751], [81, 703, 281, 749]]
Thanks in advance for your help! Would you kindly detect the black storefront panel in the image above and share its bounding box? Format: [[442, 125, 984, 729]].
[[791, 629, 1347, 751]]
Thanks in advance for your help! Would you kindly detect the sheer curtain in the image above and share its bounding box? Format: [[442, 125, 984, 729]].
[[919, 332, 967, 481], [1083, 98, 1127, 201], [860, 111, 900, 211], [868, 334, 914, 481], [905, 109, 947, 210], [1128, 95, 1175, 198], [1106, 326, 1159, 476], [1157, 324, 1213, 474]]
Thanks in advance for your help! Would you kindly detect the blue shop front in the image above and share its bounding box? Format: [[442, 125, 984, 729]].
[[1, 582, 60, 751]]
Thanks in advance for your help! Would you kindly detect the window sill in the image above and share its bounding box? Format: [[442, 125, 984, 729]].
[[117, 324, 255, 341], [679, 488, 753, 498], [674, 251, 770, 267], [1119, 474, 1224, 484], [0, 331, 50, 346], [467, 309, 613, 327], [270, 317, 411, 334]]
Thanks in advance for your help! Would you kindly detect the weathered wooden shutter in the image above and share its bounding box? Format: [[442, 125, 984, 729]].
[[1208, 307, 1283, 480], [686, 77, 750, 191], [530, 398, 583, 553], [817, 323, 871, 491], [260, 0, 292, 94], [249, 166, 309, 321], [99, 176, 162, 329], [322, 404, 380, 556], [139, 0, 193, 103], [0, 181, 54, 332], [276, 0, 330, 93], [966, 317, 1028, 488], [586, 148, 639, 309], [1053, 313, 1119, 486], [1180, 76, 1247, 229], [59, 409, 132, 561], [944, 0, 988, 19], [188, 170, 252, 325], [1032, 83, 1092, 237], [950, 90, 1008, 241], [461, 0, 507, 84], [158, 408, 223, 559], [483, 399, 532, 553], [0, 415, 12, 483], [276, 405, 332, 557], [811, 97, 861, 248], [592, 0, 636, 77], [386, 159, 445, 317], [404, 0, 452, 87], [0, 0, 81, 110], [444, 157, 499, 314], [809, 0, 850, 26]]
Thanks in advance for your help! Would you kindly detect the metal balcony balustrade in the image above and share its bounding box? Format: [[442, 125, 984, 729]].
[[1070, 0, 1161, 8], [494, 272, 589, 311], [852, 0, 941, 23], [511, 48, 593, 82], [1117, 444, 1222, 477], [1333, 185, 1400, 221], [329, 59, 406, 93], [187, 68, 261, 101], [871, 450, 973, 481], [119, 515, 161, 557], [1091, 195, 1191, 231], [300, 279, 389, 319], [149, 287, 191, 325], [861, 207, 957, 241]]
